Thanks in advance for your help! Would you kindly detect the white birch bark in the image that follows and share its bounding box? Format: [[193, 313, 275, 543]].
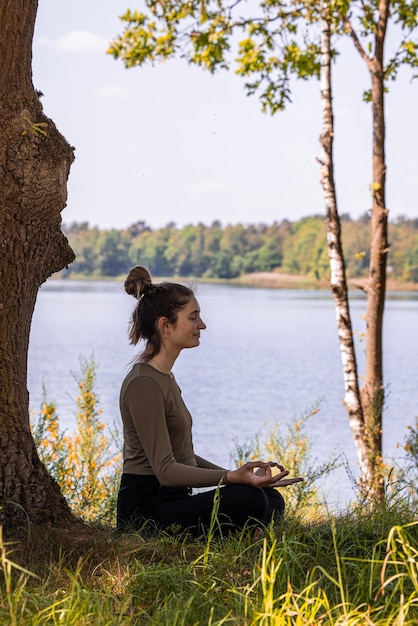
[[319, 1, 375, 492]]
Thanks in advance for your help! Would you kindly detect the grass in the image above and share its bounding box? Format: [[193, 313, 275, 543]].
[[18, 361, 418, 624], [2, 501, 418, 625]]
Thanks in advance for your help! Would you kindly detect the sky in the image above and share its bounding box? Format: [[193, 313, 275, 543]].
[[32, 0, 418, 230]]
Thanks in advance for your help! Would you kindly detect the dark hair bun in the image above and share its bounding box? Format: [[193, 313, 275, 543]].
[[125, 266, 153, 299]]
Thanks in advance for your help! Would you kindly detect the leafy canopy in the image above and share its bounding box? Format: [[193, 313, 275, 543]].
[[108, 0, 324, 114], [108, 0, 418, 113]]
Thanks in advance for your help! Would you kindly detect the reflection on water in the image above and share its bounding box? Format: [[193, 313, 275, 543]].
[[28, 280, 418, 509]]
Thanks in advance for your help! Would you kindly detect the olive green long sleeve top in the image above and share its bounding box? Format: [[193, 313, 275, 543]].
[[120, 362, 228, 487]]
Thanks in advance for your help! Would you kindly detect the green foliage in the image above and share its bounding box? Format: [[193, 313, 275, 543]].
[[402, 240, 418, 282], [108, 1, 418, 116], [21, 115, 48, 137], [394, 416, 418, 506], [31, 390, 70, 489], [233, 404, 341, 516], [31, 357, 122, 526], [107, 0, 324, 113], [282, 216, 328, 278], [62, 216, 418, 283]]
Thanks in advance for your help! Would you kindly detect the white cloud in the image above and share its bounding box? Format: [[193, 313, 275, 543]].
[[95, 85, 130, 100], [35, 31, 108, 53]]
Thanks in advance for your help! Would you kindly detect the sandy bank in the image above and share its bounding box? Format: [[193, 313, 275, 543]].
[[234, 271, 418, 291]]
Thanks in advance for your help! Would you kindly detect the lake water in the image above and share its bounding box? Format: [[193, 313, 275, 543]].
[[28, 280, 418, 510]]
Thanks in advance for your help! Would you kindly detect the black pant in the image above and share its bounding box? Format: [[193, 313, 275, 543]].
[[117, 474, 285, 535]]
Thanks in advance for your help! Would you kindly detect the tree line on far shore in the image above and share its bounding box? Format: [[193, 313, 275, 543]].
[[62, 213, 418, 282]]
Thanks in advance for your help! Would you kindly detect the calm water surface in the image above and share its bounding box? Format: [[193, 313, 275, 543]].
[[28, 280, 418, 509]]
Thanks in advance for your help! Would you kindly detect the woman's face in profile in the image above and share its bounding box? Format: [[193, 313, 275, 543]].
[[167, 297, 206, 351]]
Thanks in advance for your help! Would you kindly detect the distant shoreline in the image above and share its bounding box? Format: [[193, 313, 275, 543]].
[[55, 270, 418, 292], [234, 272, 418, 292]]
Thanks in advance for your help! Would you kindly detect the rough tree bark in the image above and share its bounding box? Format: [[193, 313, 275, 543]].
[[339, 0, 390, 499], [359, 2, 388, 496], [0, 0, 77, 529]]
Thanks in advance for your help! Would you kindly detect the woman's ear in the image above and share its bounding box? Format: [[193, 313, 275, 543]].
[[157, 316, 171, 335]]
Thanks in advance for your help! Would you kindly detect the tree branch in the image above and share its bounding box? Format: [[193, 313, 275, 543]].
[[341, 15, 372, 70]]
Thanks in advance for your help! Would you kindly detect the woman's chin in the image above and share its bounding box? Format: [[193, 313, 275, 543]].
[[185, 338, 200, 349]]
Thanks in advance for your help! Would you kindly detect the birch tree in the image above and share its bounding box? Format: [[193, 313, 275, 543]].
[[320, 0, 417, 498], [109, 0, 418, 500], [318, 2, 373, 496]]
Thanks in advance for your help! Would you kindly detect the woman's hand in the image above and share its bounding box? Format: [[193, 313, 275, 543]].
[[226, 461, 303, 489]]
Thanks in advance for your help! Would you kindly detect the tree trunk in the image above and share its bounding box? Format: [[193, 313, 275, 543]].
[[330, 0, 390, 501], [360, 0, 389, 499], [0, 0, 77, 530], [319, 2, 376, 495]]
